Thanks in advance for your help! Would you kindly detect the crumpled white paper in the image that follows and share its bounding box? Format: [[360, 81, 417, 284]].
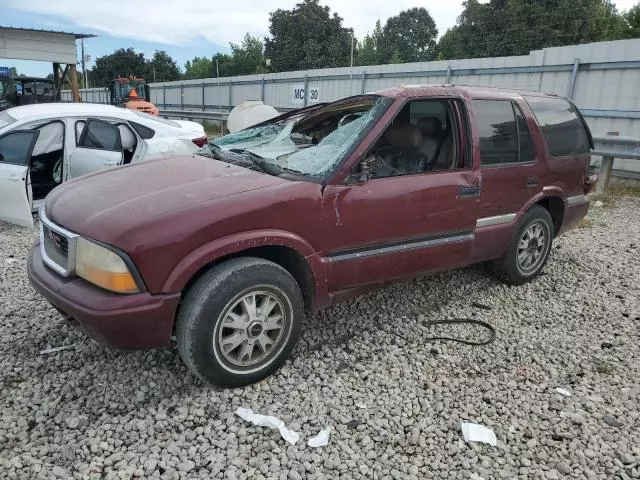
[[307, 427, 331, 448], [555, 387, 572, 397], [461, 422, 497, 447], [235, 407, 300, 445]]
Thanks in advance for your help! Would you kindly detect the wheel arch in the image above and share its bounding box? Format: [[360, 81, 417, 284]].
[[162, 230, 323, 311], [520, 190, 566, 237], [536, 196, 564, 236]]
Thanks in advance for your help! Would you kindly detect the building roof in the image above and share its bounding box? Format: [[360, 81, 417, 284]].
[[0, 26, 96, 39]]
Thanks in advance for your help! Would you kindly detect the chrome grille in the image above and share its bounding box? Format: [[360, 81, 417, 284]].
[[39, 207, 78, 277], [42, 224, 69, 268]]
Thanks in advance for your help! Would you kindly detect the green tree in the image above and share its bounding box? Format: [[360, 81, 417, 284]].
[[146, 50, 181, 82], [389, 49, 404, 64], [90, 48, 147, 87], [184, 56, 214, 79], [436, 0, 634, 60], [435, 27, 468, 60], [355, 20, 384, 66], [229, 34, 267, 75], [625, 3, 640, 37], [379, 8, 438, 63], [264, 0, 352, 72]]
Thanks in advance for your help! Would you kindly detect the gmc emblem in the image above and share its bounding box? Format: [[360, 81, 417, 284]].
[[47, 230, 63, 251]]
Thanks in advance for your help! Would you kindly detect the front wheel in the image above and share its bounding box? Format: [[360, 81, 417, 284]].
[[176, 258, 304, 387], [492, 205, 554, 285]]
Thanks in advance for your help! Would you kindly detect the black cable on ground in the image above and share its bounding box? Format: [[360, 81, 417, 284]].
[[379, 316, 496, 346]]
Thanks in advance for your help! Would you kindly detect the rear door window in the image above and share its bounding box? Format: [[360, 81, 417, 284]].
[[474, 100, 536, 166], [525, 96, 590, 157], [474, 100, 518, 165]]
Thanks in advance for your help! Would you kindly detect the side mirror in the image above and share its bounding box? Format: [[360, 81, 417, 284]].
[[346, 154, 375, 185]]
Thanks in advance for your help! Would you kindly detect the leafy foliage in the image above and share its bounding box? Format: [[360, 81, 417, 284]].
[[183, 35, 267, 80], [146, 50, 181, 82], [625, 3, 640, 38], [263, 0, 352, 71], [90, 48, 146, 86], [436, 0, 640, 60], [183, 56, 215, 80], [379, 8, 438, 63], [355, 20, 383, 66]]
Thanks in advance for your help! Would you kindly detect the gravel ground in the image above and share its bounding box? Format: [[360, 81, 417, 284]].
[[0, 198, 639, 480]]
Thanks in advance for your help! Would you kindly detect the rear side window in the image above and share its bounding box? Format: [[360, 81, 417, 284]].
[[129, 121, 155, 139], [525, 96, 589, 157], [474, 100, 535, 166]]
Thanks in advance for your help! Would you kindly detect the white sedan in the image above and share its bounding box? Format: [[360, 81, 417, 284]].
[[0, 103, 207, 227]]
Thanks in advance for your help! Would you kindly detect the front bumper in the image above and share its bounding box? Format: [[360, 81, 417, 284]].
[[28, 244, 180, 349]]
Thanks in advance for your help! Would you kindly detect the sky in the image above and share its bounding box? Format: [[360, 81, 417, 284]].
[[2, 0, 638, 77]]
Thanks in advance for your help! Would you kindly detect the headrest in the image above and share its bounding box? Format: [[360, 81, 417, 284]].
[[384, 123, 423, 149], [118, 124, 136, 150], [416, 117, 443, 137]]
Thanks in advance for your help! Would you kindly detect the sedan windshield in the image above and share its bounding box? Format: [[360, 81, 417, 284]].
[[202, 95, 392, 178], [0, 111, 17, 129]]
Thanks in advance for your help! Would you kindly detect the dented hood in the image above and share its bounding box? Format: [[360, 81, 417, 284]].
[[46, 155, 287, 240]]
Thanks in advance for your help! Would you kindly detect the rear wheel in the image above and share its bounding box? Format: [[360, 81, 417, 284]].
[[176, 258, 303, 387], [492, 206, 553, 285]]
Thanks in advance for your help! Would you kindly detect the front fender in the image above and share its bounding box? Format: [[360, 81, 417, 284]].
[[161, 229, 328, 306]]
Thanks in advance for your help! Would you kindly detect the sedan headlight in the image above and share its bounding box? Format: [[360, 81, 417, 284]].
[[75, 237, 140, 294]]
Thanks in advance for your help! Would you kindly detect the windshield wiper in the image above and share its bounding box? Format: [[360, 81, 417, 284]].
[[229, 149, 282, 176]]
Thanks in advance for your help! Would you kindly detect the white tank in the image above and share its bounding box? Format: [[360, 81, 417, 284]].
[[227, 101, 279, 133]]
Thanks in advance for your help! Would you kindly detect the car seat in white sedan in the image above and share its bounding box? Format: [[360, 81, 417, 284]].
[[0, 103, 207, 227]]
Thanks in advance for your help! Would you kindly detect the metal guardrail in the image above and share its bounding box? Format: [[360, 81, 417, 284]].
[[592, 135, 640, 192], [159, 110, 230, 122]]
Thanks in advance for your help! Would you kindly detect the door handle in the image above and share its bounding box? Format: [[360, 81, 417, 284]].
[[526, 177, 539, 188], [8, 175, 23, 182], [459, 184, 480, 198], [103, 160, 118, 166]]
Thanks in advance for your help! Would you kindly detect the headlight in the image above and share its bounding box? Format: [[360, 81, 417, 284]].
[[75, 237, 140, 294]]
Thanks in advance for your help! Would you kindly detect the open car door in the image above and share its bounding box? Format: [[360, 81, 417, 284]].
[[68, 118, 124, 179], [0, 130, 39, 227]]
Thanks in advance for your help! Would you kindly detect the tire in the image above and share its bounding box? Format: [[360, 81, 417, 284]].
[[492, 205, 554, 286], [176, 257, 304, 387]]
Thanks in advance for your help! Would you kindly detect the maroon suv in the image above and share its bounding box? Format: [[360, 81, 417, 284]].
[[28, 85, 595, 386]]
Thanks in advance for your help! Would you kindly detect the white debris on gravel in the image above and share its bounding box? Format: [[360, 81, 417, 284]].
[[554, 387, 572, 397], [1, 197, 639, 479], [461, 422, 498, 447], [235, 407, 300, 445], [307, 427, 331, 448]]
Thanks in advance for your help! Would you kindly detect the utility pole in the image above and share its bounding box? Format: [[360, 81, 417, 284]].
[[350, 30, 355, 69], [81, 38, 87, 88], [350, 29, 355, 80]]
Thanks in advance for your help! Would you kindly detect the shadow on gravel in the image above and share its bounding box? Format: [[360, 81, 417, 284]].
[[6, 260, 509, 419]]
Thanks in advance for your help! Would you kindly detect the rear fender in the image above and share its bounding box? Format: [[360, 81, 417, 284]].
[[520, 188, 566, 217]]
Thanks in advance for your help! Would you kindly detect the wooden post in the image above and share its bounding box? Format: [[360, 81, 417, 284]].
[[68, 64, 81, 103], [52, 62, 62, 101], [596, 156, 614, 194], [596, 132, 619, 194]]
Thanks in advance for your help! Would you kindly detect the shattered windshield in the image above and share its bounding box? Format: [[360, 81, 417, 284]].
[[203, 95, 392, 179]]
